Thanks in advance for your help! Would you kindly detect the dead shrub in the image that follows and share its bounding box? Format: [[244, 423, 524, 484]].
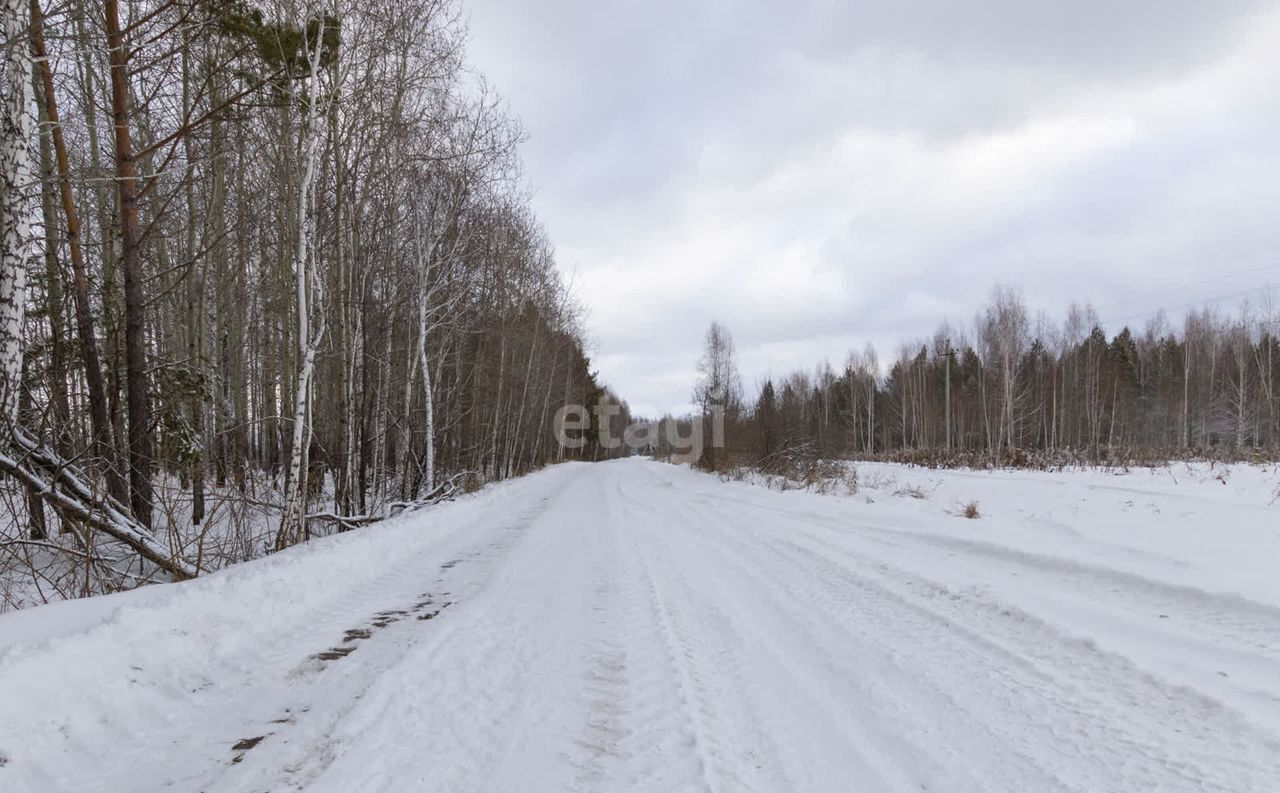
[[840, 467, 859, 495]]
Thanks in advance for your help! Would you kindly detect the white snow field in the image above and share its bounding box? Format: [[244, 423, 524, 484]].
[[1, 459, 1278, 792]]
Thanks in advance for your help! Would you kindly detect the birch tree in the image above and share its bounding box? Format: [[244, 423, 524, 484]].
[[1, 0, 34, 423], [277, 15, 333, 550]]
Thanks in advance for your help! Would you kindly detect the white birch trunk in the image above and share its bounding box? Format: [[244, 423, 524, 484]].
[[411, 212, 436, 496], [398, 329, 417, 499], [1, 0, 35, 423], [418, 294, 435, 493], [278, 33, 329, 549]]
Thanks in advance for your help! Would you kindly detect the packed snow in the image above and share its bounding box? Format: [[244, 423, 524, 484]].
[[0, 459, 1277, 792]]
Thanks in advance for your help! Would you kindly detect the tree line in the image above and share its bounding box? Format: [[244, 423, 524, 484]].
[[694, 285, 1280, 470], [1, 0, 621, 602]]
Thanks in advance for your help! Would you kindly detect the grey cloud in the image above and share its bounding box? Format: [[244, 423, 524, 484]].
[[466, 0, 1280, 409]]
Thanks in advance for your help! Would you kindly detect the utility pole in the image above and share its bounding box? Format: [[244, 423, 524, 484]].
[[941, 346, 957, 451]]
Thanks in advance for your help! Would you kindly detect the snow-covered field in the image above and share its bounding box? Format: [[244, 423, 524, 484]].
[[0, 459, 1277, 792]]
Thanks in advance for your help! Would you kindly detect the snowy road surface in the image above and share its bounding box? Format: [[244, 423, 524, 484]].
[[2, 460, 1279, 792]]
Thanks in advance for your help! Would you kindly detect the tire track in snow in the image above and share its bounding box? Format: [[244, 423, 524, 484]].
[[283, 471, 629, 793], [854, 518, 1280, 654], [289, 495, 573, 793], [690, 485, 1280, 727], [693, 484, 1280, 654], [611, 474, 796, 793], [778, 534, 1280, 791], [186, 489, 562, 793], [41, 523, 493, 793], [669, 482, 1280, 793], [639, 478, 1069, 793], [571, 517, 699, 792], [615, 469, 930, 792]]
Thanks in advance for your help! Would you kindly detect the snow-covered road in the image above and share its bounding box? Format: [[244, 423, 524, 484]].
[[2, 460, 1278, 792]]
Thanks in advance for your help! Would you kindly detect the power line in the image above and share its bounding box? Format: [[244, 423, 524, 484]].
[[1090, 261, 1280, 315], [1098, 280, 1278, 329]]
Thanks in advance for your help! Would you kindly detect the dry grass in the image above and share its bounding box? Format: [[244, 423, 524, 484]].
[[894, 484, 928, 500]]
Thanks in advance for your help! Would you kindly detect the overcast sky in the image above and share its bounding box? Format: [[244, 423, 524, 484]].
[[464, 0, 1280, 416]]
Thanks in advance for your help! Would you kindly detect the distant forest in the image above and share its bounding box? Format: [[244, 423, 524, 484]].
[[688, 285, 1280, 469]]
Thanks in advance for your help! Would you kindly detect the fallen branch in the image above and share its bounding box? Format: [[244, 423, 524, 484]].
[[303, 511, 381, 532], [1, 425, 196, 580], [0, 538, 122, 565], [387, 472, 472, 516], [307, 472, 473, 532]]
